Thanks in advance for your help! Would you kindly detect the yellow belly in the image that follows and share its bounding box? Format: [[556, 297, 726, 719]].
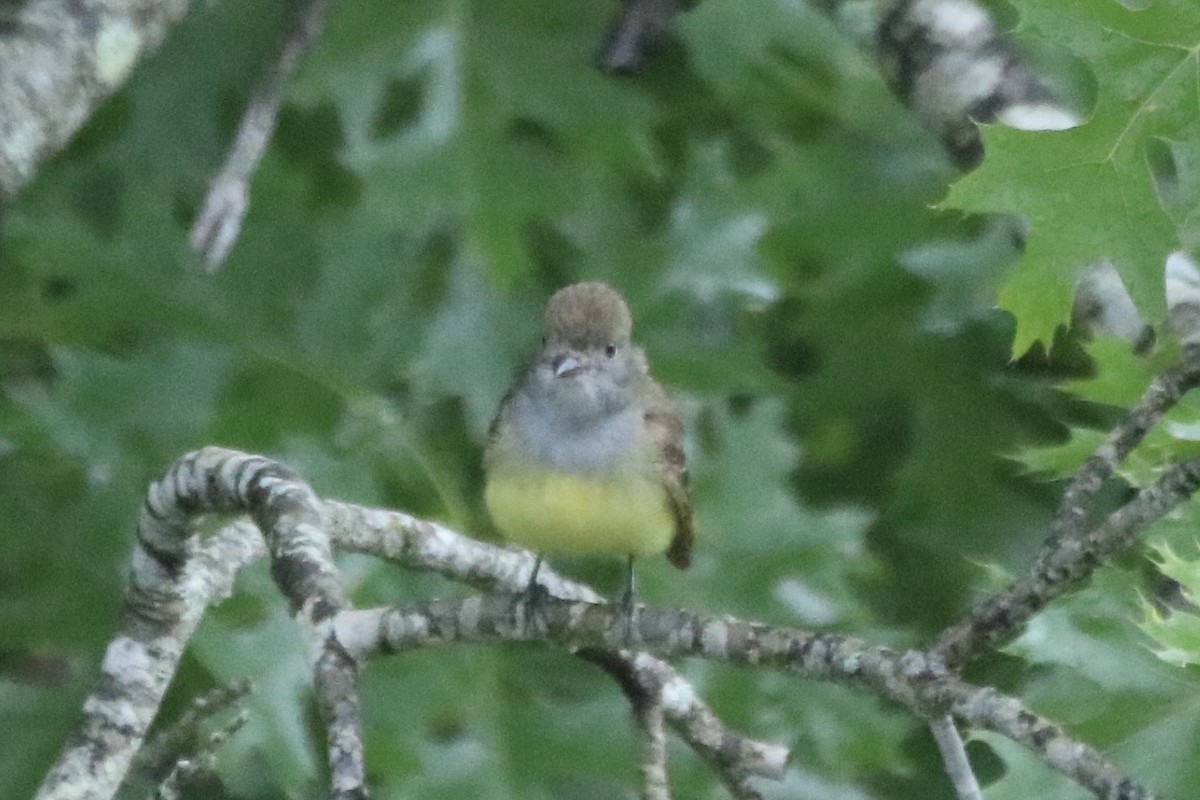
[[484, 467, 674, 557]]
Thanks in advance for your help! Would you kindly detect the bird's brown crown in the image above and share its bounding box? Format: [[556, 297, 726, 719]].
[[544, 282, 633, 349]]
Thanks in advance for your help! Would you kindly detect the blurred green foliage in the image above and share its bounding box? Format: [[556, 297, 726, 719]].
[[3, 1, 1197, 799]]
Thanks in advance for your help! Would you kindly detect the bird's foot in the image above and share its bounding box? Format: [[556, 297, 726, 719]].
[[617, 586, 637, 649]]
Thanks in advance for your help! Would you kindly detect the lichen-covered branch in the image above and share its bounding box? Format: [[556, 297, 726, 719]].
[[47, 440, 1175, 800], [636, 685, 671, 800], [188, 0, 331, 270], [41, 449, 785, 799], [852, 0, 1074, 165], [326, 498, 787, 790], [140, 448, 367, 800], [35, 523, 263, 800], [0, 0, 191, 198], [37, 446, 369, 800], [325, 498, 602, 601], [336, 596, 1157, 800]]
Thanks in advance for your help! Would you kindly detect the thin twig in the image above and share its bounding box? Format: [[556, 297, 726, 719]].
[[150, 708, 249, 800], [133, 681, 253, 784], [336, 596, 1157, 800], [1052, 349, 1200, 547], [929, 715, 982, 800], [188, 0, 330, 271], [937, 430, 1200, 665], [934, 350, 1200, 667], [636, 687, 671, 800], [581, 649, 783, 798]]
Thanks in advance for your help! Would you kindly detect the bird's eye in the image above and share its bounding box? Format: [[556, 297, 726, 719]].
[[605, 344, 617, 358]]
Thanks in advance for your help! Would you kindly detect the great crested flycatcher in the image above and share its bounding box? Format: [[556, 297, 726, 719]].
[[484, 282, 694, 627]]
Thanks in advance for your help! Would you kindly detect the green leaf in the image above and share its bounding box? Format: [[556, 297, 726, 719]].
[[1015, 337, 1200, 485], [692, 400, 878, 626], [192, 567, 322, 797], [0, 0, 1108, 794], [295, 0, 661, 285], [1140, 541, 1200, 668], [944, 0, 1200, 354], [975, 731, 1091, 800], [410, 258, 537, 438]]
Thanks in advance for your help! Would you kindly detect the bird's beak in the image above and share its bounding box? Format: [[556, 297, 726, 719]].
[[552, 354, 582, 378]]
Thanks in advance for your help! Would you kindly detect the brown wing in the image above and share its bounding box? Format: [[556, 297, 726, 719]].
[[483, 365, 524, 472], [642, 381, 694, 570]]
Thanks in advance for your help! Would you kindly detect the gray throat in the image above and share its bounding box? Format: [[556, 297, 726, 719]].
[[506, 388, 641, 475]]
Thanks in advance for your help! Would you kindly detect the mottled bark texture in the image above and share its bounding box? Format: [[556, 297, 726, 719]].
[[581, 648, 788, 798], [37, 449, 368, 800], [41, 441, 1175, 800], [35, 523, 263, 800], [40, 448, 783, 800], [337, 595, 1159, 800], [0, 0, 190, 198], [862, 0, 1073, 166]]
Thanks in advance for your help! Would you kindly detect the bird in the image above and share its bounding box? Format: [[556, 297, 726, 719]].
[[483, 282, 693, 641]]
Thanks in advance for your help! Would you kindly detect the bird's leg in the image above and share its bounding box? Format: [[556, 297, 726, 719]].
[[619, 554, 637, 647], [514, 554, 548, 634], [526, 553, 544, 595]]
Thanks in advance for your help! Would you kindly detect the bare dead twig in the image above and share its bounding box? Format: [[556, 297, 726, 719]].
[[189, 0, 330, 271], [1053, 349, 1200, 546], [149, 707, 249, 800], [132, 681, 253, 785]]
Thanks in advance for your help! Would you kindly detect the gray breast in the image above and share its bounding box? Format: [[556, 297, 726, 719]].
[[507, 390, 641, 474]]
